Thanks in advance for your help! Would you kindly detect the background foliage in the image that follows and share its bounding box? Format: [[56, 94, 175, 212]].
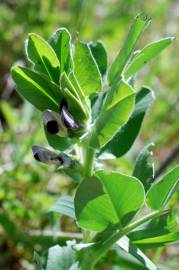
[[0, 0, 179, 269]]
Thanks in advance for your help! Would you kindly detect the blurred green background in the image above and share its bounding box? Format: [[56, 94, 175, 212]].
[[0, 0, 179, 269]]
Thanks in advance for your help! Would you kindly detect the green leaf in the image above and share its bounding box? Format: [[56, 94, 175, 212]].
[[89, 41, 108, 76], [133, 143, 154, 191], [68, 71, 90, 114], [104, 79, 134, 110], [49, 195, 75, 220], [124, 37, 174, 78], [116, 236, 157, 270], [60, 72, 89, 122], [46, 243, 78, 270], [75, 170, 145, 232], [74, 41, 102, 95], [108, 13, 151, 85], [62, 86, 88, 123], [11, 66, 61, 112], [48, 28, 73, 74], [91, 92, 106, 121], [146, 165, 179, 210], [132, 231, 179, 249], [26, 33, 60, 83], [100, 86, 154, 157], [129, 210, 177, 244], [44, 125, 72, 151], [90, 80, 135, 148]]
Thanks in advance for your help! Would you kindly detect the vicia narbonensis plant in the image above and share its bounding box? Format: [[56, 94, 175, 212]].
[[11, 14, 179, 270]]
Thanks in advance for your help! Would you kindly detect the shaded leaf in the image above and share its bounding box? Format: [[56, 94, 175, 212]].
[[48, 28, 73, 74], [89, 41, 108, 76], [11, 66, 61, 112], [26, 33, 60, 83], [49, 195, 76, 220], [75, 170, 144, 232], [100, 87, 154, 157], [124, 37, 174, 78], [74, 41, 102, 95], [108, 13, 151, 85], [133, 143, 154, 191], [146, 165, 179, 210]]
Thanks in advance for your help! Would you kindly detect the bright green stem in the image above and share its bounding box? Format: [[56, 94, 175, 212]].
[[81, 210, 164, 270], [83, 146, 95, 177]]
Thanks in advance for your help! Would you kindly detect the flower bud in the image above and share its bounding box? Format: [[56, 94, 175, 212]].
[[42, 110, 68, 137], [32, 145, 71, 167]]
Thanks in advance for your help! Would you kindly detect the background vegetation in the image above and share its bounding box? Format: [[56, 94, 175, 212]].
[[0, 0, 178, 269]]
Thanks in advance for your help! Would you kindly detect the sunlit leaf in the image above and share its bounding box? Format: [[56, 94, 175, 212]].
[[100, 87, 154, 157], [89, 41, 108, 76], [124, 37, 174, 78], [75, 170, 144, 231], [132, 231, 179, 249], [90, 80, 135, 148], [129, 210, 177, 246], [146, 165, 179, 210], [74, 41, 102, 95], [26, 33, 60, 83], [11, 66, 61, 112], [48, 28, 73, 74], [108, 13, 151, 85]]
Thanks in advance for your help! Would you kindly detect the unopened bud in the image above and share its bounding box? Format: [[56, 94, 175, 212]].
[[61, 106, 80, 130], [32, 145, 71, 167]]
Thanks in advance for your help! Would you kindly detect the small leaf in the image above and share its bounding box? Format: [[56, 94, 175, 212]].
[[74, 41, 102, 95], [129, 210, 177, 244], [146, 165, 179, 210], [48, 28, 73, 74], [133, 143, 154, 191], [100, 87, 154, 157], [108, 13, 151, 85], [75, 170, 144, 232], [132, 231, 179, 249], [89, 41, 108, 76], [26, 33, 60, 83], [11, 66, 61, 112], [46, 243, 78, 270], [124, 37, 175, 78], [68, 71, 90, 114], [91, 92, 106, 121], [116, 236, 157, 270], [90, 80, 135, 148], [62, 87, 88, 123], [49, 195, 76, 220]]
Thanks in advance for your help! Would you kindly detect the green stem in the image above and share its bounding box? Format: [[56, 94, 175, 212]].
[[83, 146, 95, 177], [81, 210, 164, 270]]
